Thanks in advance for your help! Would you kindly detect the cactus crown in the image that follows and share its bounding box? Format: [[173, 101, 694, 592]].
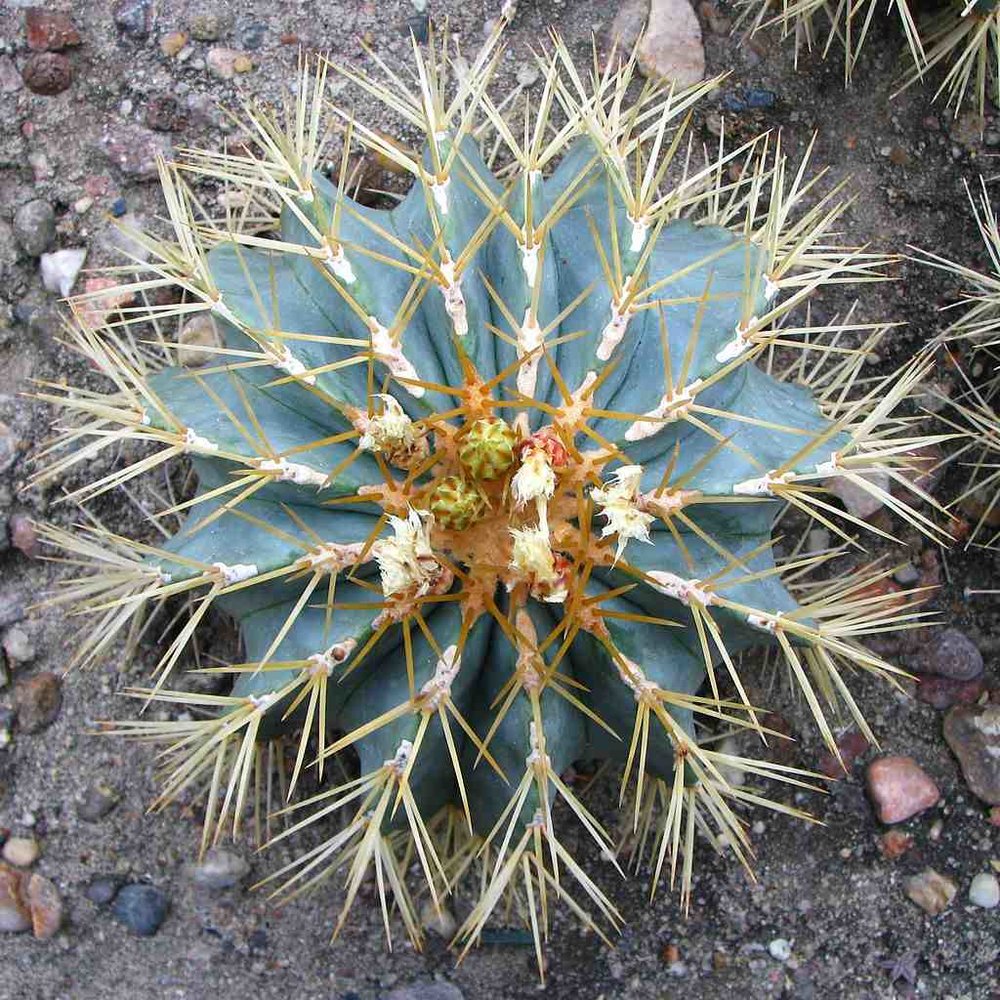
[[38, 25, 948, 976]]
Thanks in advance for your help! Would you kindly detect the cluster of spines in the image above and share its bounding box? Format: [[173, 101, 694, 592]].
[[739, 0, 1000, 115], [31, 23, 952, 977]]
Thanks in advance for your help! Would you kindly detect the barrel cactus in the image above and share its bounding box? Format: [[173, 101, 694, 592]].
[[38, 26, 946, 973], [740, 0, 1000, 114]]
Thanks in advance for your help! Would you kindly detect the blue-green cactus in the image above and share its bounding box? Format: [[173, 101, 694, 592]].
[[40, 29, 945, 973]]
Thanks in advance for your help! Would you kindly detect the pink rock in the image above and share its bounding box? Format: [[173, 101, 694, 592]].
[[9, 514, 38, 559], [74, 276, 135, 331], [866, 755, 940, 824], [637, 0, 704, 88]]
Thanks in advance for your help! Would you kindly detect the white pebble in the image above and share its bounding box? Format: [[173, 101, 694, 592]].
[[768, 938, 792, 961], [40, 248, 87, 297], [968, 872, 999, 909]]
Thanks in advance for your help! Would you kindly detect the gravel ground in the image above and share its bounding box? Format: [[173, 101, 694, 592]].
[[0, 1, 997, 998]]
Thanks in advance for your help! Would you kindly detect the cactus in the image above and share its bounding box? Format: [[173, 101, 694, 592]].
[[739, 0, 1000, 114], [37, 27, 948, 975]]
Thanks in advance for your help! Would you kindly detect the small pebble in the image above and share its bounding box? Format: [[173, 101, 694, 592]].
[[206, 47, 253, 80], [13, 672, 62, 733], [27, 873, 62, 940], [968, 872, 999, 909], [114, 0, 155, 37], [909, 629, 983, 681], [3, 626, 36, 665], [160, 30, 188, 57], [866, 756, 940, 824], [145, 94, 188, 132], [915, 673, 985, 711], [419, 899, 457, 938], [825, 470, 890, 519], [1, 837, 39, 868], [112, 884, 169, 937], [878, 830, 912, 860], [12, 199, 55, 257], [0, 55, 23, 94], [76, 781, 119, 822], [240, 22, 268, 50], [768, 938, 792, 961], [84, 875, 124, 907], [943, 704, 1000, 806], [178, 313, 222, 366], [22, 52, 72, 96], [26, 9, 81, 51], [516, 63, 540, 88], [187, 847, 248, 889], [190, 13, 230, 42], [904, 868, 956, 915], [99, 126, 171, 179], [893, 563, 920, 586], [818, 729, 869, 778], [0, 865, 31, 933], [40, 248, 87, 296], [806, 527, 830, 553]]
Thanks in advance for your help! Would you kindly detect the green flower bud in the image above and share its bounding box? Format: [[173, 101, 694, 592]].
[[459, 417, 517, 480], [427, 476, 486, 531]]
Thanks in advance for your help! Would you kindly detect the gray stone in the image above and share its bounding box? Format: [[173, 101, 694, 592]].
[[187, 848, 249, 889], [113, 0, 155, 37], [76, 781, 120, 821], [968, 872, 999, 909], [3, 626, 35, 666], [12, 200, 55, 257], [944, 704, 1000, 805], [112, 884, 169, 937], [84, 875, 124, 907]]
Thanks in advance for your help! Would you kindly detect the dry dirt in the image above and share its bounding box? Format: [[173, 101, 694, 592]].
[[0, 1, 997, 998]]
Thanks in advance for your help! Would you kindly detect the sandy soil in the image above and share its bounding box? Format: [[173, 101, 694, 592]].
[[0, 1, 997, 998]]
